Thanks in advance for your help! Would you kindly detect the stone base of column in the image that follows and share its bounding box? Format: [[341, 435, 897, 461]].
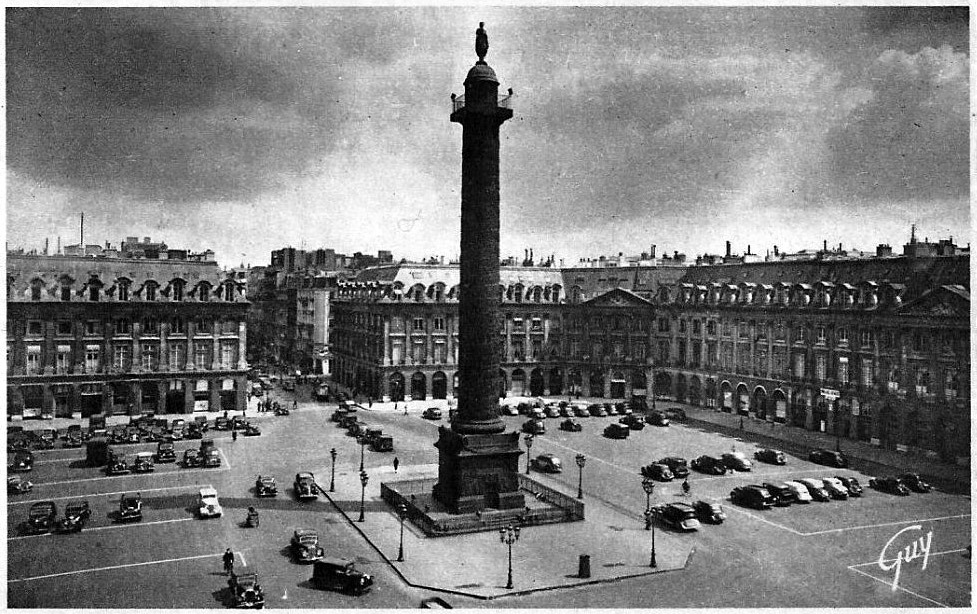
[[432, 426, 525, 514]]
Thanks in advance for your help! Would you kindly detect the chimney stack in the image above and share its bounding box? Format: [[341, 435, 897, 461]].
[[823, 240, 828, 251], [774, 245, 779, 256], [725, 241, 731, 257]]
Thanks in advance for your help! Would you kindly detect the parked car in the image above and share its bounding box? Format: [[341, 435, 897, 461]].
[[691, 455, 728, 475], [640, 463, 674, 481], [647, 411, 670, 427], [291, 529, 326, 562], [522, 419, 546, 435], [7, 475, 33, 495], [183, 449, 203, 468], [809, 448, 849, 468], [371, 434, 394, 452], [754, 448, 787, 465], [294, 472, 319, 500], [657, 457, 690, 479], [129, 451, 154, 473], [603, 423, 630, 439], [10, 450, 34, 472], [663, 407, 688, 422], [529, 407, 547, 421], [214, 417, 231, 431], [202, 448, 221, 468], [530, 453, 563, 473], [228, 566, 266, 609], [558, 404, 573, 418], [559, 418, 582, 432], [422, 408, 442, 420], [869, 476, 911, 496], [185, 422, 204, 439], [198, 487, 223, 518], [255, 475, 278, 497], [118, 493, 143, 522], [106, 451, 130, 475], [420, 597, 453, 609], [155, 441, 176, 463], [63, 430, 85, 448], [60, 501, 92, 532], [835, 475, 864, 497], [692, 500, 727, 524], [572, 404, 590, 418], [500, 404, 520, 416], [544, 405, 561, 418], [797, 478, 832, 501], [730, 485, 775, 510], [311, 558, 374, 595], [721, 451, 753, 472], [821, 477, 850, 500], [761, 482, 797, 506], [587, 404, 608, 417], [26, 501, 58, 534], [899, 473, 932, 493], [650, 502, 701, 531], [784, 481, 814, 503], [604, 403, 620, 416], [244, 422, 262, 437], [619, 414, 645, 430]]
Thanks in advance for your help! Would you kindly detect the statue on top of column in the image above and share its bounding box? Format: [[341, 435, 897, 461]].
[[475, 22, 489, 63]]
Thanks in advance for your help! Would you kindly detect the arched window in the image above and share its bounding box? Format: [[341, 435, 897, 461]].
[[172, 279, 186, 302], [30, 279, 43, 301], [117, 278, 131, 302], [198, 282, 211, 302], [223, 281, 236, 302], [145, 281, 158, 302]]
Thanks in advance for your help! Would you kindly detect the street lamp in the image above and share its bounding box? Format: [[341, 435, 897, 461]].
[[575, 454, 587, 499], [499, 524, 520, 589], [523, 434, 534, 474], [357, 470, 369, 522], [329, 447, 337, 492], [359, 437, 367, 472], [642, 478, 657, 568], [394, 503, 408, 562]]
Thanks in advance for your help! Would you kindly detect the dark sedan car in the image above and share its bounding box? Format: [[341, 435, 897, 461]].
[[899, 473, 932, 493], [692, 500, 727, 524], [721, 452, 753, 472], [256, 475, 279, 497], [762, 482, 797, 506], [603, 423, 630, 439], [640, 463, 674, 481], [836, 475, 864, 497], [754, 448, 787, 465], [657, 457, 690, 479], [522, 419, 546, 435], [646, 411, 670, 427], [559, 419, 583, 432], [730, 485, 775, 510], [809, 448, 849, 468], [691, 455, 728, 475], [26, 501, 58, 534], [869, 477, 911, 496], [619, 414, 645, 430]]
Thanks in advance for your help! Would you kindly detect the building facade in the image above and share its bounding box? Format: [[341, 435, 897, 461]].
[[7, 252, 249, 418]]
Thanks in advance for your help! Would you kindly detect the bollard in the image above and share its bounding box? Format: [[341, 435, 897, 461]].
[[578, 554, 591, 578]]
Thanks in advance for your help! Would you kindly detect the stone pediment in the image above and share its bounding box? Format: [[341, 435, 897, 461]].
[[898, 285, 969, 318], [582, 287, 652, 307]]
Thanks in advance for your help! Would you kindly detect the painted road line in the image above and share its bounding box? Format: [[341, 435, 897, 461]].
[[804, 514, 971, 537], [8, 484, 210, 506], [220, 447, 231, 470], [238, 552, 247, 567], [707, 497, 806, 536], [8, 517, 196, 541], [536, 437, 636, 474], [845, 550, 968, 609], [8, 550, 229, 582]]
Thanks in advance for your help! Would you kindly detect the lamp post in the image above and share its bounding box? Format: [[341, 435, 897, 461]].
[[499, 524, 520, 589], [396, 503, 407, 562], [329, 447, 337, 492], [642, 478, 657, 567], [523, 433, 534, 474], [359, 437, 366, 473], [575, 454, 586, 499], [357, 470, 369, 522]]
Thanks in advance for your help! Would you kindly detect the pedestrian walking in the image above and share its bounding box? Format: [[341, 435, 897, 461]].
[[682, 479, 691, 497], [393, 457, 400, 473], [368, 397, 373, 408], [232, 429, 238, 442], [293, 400, 298, 411], [739, 416, 745, 430], [223, 549, 235, 575]]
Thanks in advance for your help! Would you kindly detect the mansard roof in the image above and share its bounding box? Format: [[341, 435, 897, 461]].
[[581, 287, 653, 307]]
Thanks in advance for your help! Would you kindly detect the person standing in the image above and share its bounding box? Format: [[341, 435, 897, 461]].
[[393, 457, 400, 473], [223, 549, 235, 575]]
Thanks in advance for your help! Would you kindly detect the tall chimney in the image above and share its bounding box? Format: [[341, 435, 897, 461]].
[[80, 212, 84, 247], [823, 240, 828, 251], [44, 238, 49, 255], [725, 241, 731, 257]]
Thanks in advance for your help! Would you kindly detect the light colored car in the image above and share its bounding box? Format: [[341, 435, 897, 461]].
[[821, 477, 850, 499], [784, 481, 813, 503], [198, 487, 223, 518], [530, 453, 563, 473], [797, 478, 831, 501]]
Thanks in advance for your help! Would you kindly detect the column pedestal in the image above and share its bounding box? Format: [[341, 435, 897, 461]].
[[433, 426, 525, 514]]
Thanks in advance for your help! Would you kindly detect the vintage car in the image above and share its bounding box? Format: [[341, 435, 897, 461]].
[[63, 429, 85, 448], [572, 404, 590, 418], [619, 414, 645, 430], [420, 597, 453, 609], [183, 449, 204, 468], [198, 487, 223, 518], [760, 482, 796, 506], [869, 476, 911, 496], [809, 448, 849, 468], [310, 558, 374, 595], [754, 448, 787, 465], [37, 429, 58, 449], [291, 528, 325, 562], [721, 451, 753, 472], [603, 423, 630, 439], [646, 411, 670, 427], [155, 441, 177, 463], [587, 404, 608, 417], [692, 500, 727, 524], [691, 455, 728, 475], [836, 475, 864, 497], [169, 424, 185, 440], [650, 502, 701, 531], [797, 478, 832, 501], [422, 408, 443, 420], [544, 405, 561, 418], [202, 448, 221, 468], [10, 450, 34, 472], [228, 567, 266, 609], [784, 481, 814, 503], [244, 422, 261, 437], [530, 453, 563, 473], [729, 485, 775, 510], [27, 501, 59, 534], [186, 422, 205, 439], [119, 493, 143, 522], [105, 451, 130, 475], [7, 475, 33, 495], [559, 418, 583, 432], [231, 416, 248, 431], [604, 402, 621, 416], [132, 451, 155, 473], [60, 501, 92, 532], [255, 475, 279, 497], [821, 477, 851, 500], [657, 457, 690, 479], [522, 419, 546, 435], [214, 417, 231, 431], [640, 463, 674, 481], [371, 435, 394, 452], [499, 404, 520, 416], [529, 407, 546, 421], [558, 403, 573, 418], [294, 472, 319, 500], [899, 473, 932, 493], [663, 407, 688, 422]]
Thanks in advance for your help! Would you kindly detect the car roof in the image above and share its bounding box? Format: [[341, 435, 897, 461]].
[[200, 487, 219, 497], [136, 451, 154, 458], [259, 475, 276, 482], [316, 557, 353, 568], [296, 472, 314, 479], [667, 502, 695, 512], [294, 528, 317, 537], [539, 453, 557, 460]]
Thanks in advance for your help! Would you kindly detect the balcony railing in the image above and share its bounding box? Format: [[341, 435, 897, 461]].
[[451, 91, 515, 113]]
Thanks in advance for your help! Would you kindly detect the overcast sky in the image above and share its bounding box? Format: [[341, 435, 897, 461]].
[[6, 6, 970, 267]]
